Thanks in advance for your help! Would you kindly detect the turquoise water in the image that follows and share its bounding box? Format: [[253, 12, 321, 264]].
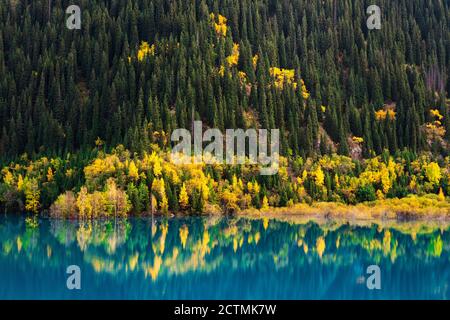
[[0, 215, 449, 300]]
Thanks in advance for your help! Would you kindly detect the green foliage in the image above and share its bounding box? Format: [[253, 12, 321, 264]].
[[356, 184, 376, 203]]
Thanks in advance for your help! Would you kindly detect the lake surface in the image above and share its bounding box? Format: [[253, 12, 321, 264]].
[[0, 214, 449, 300]]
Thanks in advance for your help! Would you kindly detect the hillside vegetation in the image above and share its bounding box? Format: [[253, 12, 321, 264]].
[[0, 0, 449, 217]]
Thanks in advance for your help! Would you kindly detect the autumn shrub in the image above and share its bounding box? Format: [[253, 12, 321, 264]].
[[50, 192, 77, 219]]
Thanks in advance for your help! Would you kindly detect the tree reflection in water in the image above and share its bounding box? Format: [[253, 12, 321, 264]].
[[0, 215, 449, 299]]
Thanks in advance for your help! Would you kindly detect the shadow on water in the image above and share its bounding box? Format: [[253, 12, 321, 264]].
[[0, 214, 449, 299]]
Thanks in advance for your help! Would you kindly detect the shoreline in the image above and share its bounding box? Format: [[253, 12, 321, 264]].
[[241, 202, 450, 221], [4, 194, 449, 225]]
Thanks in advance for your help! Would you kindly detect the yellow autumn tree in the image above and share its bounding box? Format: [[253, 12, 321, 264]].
[[380, 167, 392, 194], [269, 67, 295, 89], [17, 174, 24, 191], [153, 158, 162, 177], [137, 41, 155, 61], [77, 186, 93, 219], [438, 187, 445, 201], [179, 183, 189, 209], [300, 79, 310, 99], [430, 109, 444, 120], [152, 178, 168, 213], [314, 166, 325, 187], [46, 167, 54, 182], [2, 169, 14, 186], [226, 43, 240, 67], [128, 160, 139, 181], [261, 196, 269, 210], [425, 162, 441, 185], [252, 54, 259, 68], [211, 13, 228, 37], [221, 188, 239, 212], [375, 109, 396, 121], [104, 178, 130, 217], [334, 174, 340, 188], [24, 179, 40, 214], [50, 192, 77, 218]]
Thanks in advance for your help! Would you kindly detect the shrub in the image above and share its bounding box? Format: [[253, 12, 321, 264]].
[[356, 184, 376, 202]]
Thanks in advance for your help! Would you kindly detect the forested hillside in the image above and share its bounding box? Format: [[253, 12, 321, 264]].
[[0, 0, 449, 161], [0, 0, 449, 216]]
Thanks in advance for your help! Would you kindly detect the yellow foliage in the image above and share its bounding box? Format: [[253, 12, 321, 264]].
[[95, 137, 104, 147], [24, 179, 40, 214], [16, 237, 22, 252], [262, 196, 269, 210], [226, 43, 240, 67], [65, 169, 74, 178], [380, 167, 391, 194], [262, 217, 269, 230], [302, 169, 308, 180], [409, 175, 417, 191], [352, 136, 364, 144], [211, 13, 228, 37], [201, 184, 209, 202], [142, 151, 163, 176], [300, 79, 310, 99], [218, 65, 225, 77], [153, 159, 162, 177], [17, 174, 24, 191], [303, 243, 309, 254], [179, 183, 189, 209], [376, 189, 385, 200], [137, 41, 155, 62], [269, 67, 310, 100], [76, 187, 93, 218], [252, 54, 259, 68], [84, 155, 121, 183], [430, 109, 444, 120], [238, 71, 247, 83], [104, 178, 131, 217], [425, 162, 441, 185], [46, 167, 54, 182], [163, 163, 180, 184], [254, 182, 261, 194], [383, 230, 391, 254], [3, 169, 14, 186], [313, 166, 325, 187], [387, 109, 396, 119], [221, 188, 240, 212], [375, 110, 386, 120], [269, 67, 296, 89], [217, 14, 227, 25], [425, 123, 446, 138], [438, 187, 445, 201], [334, 174, 340, 188], [375, 109, 396, 121], [128, 161, 139, 181], [51, 192, 77, 218], [247, 181, 254, 193], [147, 256, 162, 281]]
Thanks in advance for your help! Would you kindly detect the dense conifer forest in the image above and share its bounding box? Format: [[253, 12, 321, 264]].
[[0, 0, 449, 217]]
